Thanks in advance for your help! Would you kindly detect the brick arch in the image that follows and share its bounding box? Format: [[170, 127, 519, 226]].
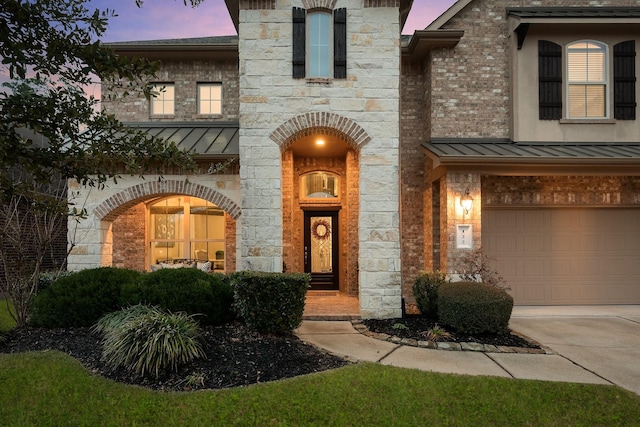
[[95, 180, 241, 221], [270, 112, 371, 153], [302, 0, 337, 10]]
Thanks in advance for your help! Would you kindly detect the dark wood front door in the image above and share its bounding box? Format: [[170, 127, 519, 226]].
[[304, 211, 339, 290]]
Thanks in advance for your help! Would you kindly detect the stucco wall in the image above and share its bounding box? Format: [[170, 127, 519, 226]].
[[429, 0, 640, 140]]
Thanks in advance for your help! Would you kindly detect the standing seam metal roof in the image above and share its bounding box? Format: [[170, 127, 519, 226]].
[[423, 139, 640, 162], [125, 123, 239, 157]]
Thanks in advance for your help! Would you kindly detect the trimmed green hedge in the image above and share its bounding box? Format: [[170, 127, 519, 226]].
[[130, 269, 234, 326], [30, 268, 143, 328], [438, 281, 513, 335], [230, 271, 309, 334], [413, 271, 449, 318]]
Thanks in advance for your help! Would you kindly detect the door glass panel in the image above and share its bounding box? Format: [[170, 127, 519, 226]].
[[310, 216, 332, 273]]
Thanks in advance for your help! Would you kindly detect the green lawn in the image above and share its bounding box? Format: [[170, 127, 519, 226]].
[[0, 298, 16, 332], [2, 299, 639, 426], [1, 351, 639, 426]]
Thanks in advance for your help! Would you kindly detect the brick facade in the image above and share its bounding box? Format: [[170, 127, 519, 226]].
[[483, 176, 640, 207], [399, 60, 426, 298], [103, 60, 239, 123], [112, 202, 146, 271]]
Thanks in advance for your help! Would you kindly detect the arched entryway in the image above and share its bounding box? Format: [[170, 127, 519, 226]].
[[272, 113, 367, 297], [93, 180, 240, 272]]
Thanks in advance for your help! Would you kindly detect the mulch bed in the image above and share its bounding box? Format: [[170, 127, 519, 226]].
[[0, 322, 350, 392], [362, 316, 540, 349]]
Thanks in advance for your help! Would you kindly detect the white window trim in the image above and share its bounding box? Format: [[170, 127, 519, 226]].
[[565, 40, 610, 120]]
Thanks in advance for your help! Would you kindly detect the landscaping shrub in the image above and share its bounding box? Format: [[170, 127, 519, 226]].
[[94, 305, 205, 378], [131, 269, 234, 326], [454, 247, 509, 289], [230, 271, 309, 334], [438, 281, 513, 335], [37, 270, 76, 293], [29, 268, 143, 328], [413, 271, 449, 318]]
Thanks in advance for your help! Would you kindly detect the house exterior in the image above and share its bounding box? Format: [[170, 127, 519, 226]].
[[67, 0, 640, 318]]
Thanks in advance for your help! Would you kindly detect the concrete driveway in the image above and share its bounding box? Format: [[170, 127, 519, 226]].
[[510, 306, 640, 395]]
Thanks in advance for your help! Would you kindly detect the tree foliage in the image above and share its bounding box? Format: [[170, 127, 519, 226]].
[[0, 0, 198, 198], [0, 0, 202, 326]]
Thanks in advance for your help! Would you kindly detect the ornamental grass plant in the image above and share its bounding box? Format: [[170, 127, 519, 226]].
[[94, 305, 205, 378]]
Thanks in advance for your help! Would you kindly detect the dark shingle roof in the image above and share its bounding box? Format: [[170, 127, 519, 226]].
[[126, 122, 239, 157], [507, 7, 640, 19], [105, 35, 238, 47]]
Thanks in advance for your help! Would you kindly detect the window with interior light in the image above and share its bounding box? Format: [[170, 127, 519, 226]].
[[149, 196, 225, 270], [150, 83, 175, 115], [198, 83, 222, 115], [539, 39, 635, 121], [302, 172, 339, 199], [567, 41, 608, 118]]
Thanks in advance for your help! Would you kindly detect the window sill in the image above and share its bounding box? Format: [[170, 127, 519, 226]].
[[306, 78, 332, 86], [196, 114, 223, 119], [150, 115, 176, 119], [559, 118, 616, 124]]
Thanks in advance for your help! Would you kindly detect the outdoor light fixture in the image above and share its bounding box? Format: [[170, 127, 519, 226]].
[[460, 188, 474, 214], [315, 138, 325, 146]]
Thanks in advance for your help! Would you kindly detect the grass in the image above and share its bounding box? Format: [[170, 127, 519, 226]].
[[1, 299, 639, 426], [1, 351, 639, 426], [0, 298, 16, 332]]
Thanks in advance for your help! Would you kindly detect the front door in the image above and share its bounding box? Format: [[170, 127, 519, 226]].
[[304, 211, 339, 290]]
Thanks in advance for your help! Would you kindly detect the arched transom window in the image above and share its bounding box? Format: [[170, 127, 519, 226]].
[[567, 40, 608, 118], [301, 172, 339, 198]]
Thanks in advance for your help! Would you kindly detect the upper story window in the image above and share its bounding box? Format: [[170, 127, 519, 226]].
[[567, 41, 608, 118], [308, 11, 331, 78], [198, 83, 222, 115], [292, 7, 347, 79], [538, 39, 636, 121], [150, 83, 175, 116], [301, 172, 339, 199]]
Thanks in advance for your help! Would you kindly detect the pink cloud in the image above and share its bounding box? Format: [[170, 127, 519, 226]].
[[88, 0, 457, 41], [91, 0, 236, 42], [403, 0, 457, 34]]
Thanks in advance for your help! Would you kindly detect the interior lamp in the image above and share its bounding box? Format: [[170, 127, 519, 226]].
[[460, 188, 474, 214]]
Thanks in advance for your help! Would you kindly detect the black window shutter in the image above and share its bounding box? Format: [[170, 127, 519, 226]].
[[292, 7, 306, 79], [614, 40, 636, 120], [538, 40, 562, 120], [334, 8, 347, 79]]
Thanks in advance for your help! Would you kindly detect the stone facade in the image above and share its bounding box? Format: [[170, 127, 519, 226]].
[[68, 0, 640, 316], [67, 176, 241, 272], [238, 0, 402, 317]]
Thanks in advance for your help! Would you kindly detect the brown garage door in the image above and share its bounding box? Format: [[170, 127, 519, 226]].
[[483, 208, 640, 305]]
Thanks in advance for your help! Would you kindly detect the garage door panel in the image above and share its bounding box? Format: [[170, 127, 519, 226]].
[[483, 208, 640, 305], [524, 235, 546, 252]]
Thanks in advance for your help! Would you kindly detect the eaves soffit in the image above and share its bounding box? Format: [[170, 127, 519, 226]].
[[402, 29, 464, 61], [104, 36, 239, 61], [507, 7, 640, 48]]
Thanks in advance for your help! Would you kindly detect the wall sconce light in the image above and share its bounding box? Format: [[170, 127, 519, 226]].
[[460, 188, 474, 214]]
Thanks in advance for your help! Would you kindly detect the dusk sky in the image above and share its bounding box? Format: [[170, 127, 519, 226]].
[[92, 0, 458, 42], [1, 0, 458, 90]]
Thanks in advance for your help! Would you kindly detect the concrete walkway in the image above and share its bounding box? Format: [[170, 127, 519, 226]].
[[295, 305, 640, 396]]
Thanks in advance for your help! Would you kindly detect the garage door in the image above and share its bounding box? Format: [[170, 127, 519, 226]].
[[483, 209, 640, 305]]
